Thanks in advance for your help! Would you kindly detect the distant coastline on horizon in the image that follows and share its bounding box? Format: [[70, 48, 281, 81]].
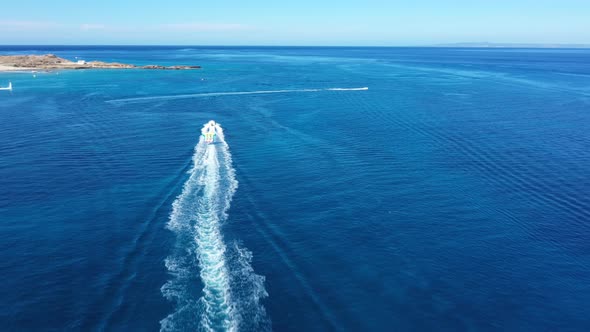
[[1, 42, 589, 49], [0, 42, 590, 48], [432, 42, 590, 48]]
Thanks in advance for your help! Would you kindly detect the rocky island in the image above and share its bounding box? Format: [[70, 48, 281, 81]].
[[0, 54, 201, 71]]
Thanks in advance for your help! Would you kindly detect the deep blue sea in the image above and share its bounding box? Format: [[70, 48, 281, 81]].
[[1, 46, 589, 331]]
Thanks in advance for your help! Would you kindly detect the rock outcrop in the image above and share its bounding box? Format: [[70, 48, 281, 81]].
[[0, 54, 201, 70]]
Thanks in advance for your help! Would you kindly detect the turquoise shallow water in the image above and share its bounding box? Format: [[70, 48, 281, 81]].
[[1, 46, 590, 331]]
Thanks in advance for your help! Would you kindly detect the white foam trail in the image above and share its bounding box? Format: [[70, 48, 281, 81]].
[[161, 125, 268, 331], [106, 87, 368, 104], [327, 87, 368, 91]]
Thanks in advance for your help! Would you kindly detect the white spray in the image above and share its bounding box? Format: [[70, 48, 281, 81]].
[[161, 122, 268, 331]]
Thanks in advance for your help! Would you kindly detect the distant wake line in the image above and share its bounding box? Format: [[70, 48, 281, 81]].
[[106, 87, 368, 103], [161, 126, 269, 331]]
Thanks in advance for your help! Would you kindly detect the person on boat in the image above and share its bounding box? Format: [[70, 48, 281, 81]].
[[201, 126, 208, 141]]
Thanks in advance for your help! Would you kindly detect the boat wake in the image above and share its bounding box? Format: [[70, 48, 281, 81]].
[[161, 124, 269, 331], [106, 87, 368, 104]]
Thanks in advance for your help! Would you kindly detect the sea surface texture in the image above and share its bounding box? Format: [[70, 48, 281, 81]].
[[1, 46, 589, 331]]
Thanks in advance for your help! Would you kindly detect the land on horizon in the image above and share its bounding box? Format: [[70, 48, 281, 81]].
[[1, 43, 589, 48], [0, 53, 201, 71], [432, 42, 590, 48]]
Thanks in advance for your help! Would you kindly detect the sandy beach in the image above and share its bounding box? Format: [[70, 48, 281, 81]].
[[0, 64, 36, 71]]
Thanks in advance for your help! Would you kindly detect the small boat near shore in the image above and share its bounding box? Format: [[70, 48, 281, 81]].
[[0, 82, 12, 91]]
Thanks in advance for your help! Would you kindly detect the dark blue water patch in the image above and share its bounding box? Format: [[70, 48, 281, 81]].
[[1, 46, 590, 331]]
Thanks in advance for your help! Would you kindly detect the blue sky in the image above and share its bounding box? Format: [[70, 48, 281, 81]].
[[1, 0, 589, 45]]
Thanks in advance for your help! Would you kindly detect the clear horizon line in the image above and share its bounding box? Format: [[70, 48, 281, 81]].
[[1, 43, 590, 49]]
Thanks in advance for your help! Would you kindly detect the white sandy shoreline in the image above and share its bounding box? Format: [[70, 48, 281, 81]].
[[0, 65, 37, 72]]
